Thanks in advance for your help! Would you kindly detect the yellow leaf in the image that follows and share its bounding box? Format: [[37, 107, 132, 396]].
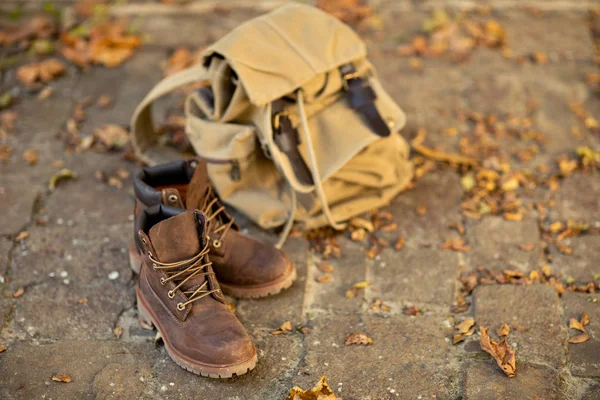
[[569, 318, 585, 332], [286, 376, 337, 400], [568, 333, 590, 344]]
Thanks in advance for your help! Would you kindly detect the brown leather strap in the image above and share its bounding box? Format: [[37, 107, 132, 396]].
[[340, 63, 391, 137], [271, 99, 314, 186]]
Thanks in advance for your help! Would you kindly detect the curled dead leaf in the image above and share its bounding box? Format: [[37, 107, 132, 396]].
[[394, 236, 405, 250], [49, 169, 77, 190], [456, 318, 476, 334], [12, 287, 25, 298], [22, 148, 38, 165], [51, 373, 73, 383], [345, 332, 373, 346], [569, 318, 585, 332], [0, 344, 6, 353], [403, 305, 420, 316], [317, 262, 334, 274], [286, 376, 337, 400], [480, 326, 516, 377], [272, 320, 293, 335], [15, 231, 29, 241], [581, 311, 590, 327], [315, 275, 332, 284], [496, 323, 511, 337], [113, 326, 123, 339], [440, 238, 470, 252], [518, 242, 534, 252], [94, 124, 129, 149], [568, 333, 590, 344]]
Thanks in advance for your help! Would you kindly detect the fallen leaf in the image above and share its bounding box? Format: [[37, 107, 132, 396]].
[[317, 262, 334, 274], [416, 205, 428, 216], [38, 86, 53, 101], [316, 275, 332, 284], [96, 95, 112, 108], [456, 318, 475, 334], [94, 124, 129, 149], [568, 333, 590, 344], [453, 333, 466, 344], [440, 238, 470, 252], [518, 242, 534, 252], [581, 311, 590, 326], [49, 168, 77, 190], [113, 326, 123, 338], [286, 376, 337, 400], [480, 326, 516, 377], [51, 373, 73, 383], [12, 287, 25, 298], [0, 344, 6, 353], [17, 59, 65, 85], [22, 148, 38, 165], [272, 320, 293, 335], [380, 222, 398, 232], [496, 323, 511, 337], [350, 228, 366, 241], [403, 305, 420, 316], [78, 297, 88, 304], [345, 332, 373, 346], [394, 236, 405, 251], [345, 281, 372, 298], [15, 231, 29, 241], [569, 318, 585, 332], [0, 145, 12, 163]]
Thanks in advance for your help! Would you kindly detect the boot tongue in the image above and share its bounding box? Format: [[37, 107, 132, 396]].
[[185, 159, 211, 211], [148, 211, 202, 264]]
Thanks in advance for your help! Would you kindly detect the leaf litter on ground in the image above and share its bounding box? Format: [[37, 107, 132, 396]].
[[286, 376, 337, 400], [479, 326, 516, 377]]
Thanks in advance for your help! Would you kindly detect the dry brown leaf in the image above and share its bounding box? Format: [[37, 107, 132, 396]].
[[113, 326, 123, 339], [568, 333, 590, 344], [496, 323, 511, 337], [581, 311, 590, 326], [12, 287, 25, 298], [345, 332, 373, 346], [97, 95, 112, 108], [503, 212, 523, 221], [0, 344, 6, 353], [453, 333, 466, 344], [38, 86, 53, 101], [518, 242, 534, 252], [271, 320, 293, 335], [345, 281, 372, 298], [416, 205, 428, 216], [569, 318, 585, 332], [17, 59, 65, 85], [22, 148, 38, 165], [380, 222, 398, 232], [51, 373, 73, 383], [0, 145, 12, 163], [350, 228, 366, 241], [315, 275, 332, 284], [456, 318, 476, 334], [440, 238, 470, 252], [411, 128, 478, 167], [286, 376, 337, 400], [94, 124, 129, 149], [15, 231, 29, 241], [317, 262, 334, 274], [403, 305, 420, 316], [78, 297, 88, 304], [480, 326, 516, 377]]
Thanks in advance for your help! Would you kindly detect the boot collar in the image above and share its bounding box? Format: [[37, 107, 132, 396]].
[[133, 159, 198, 207]]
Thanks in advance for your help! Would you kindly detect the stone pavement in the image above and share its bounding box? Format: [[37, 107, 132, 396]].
[[0, 1, 599, 399]]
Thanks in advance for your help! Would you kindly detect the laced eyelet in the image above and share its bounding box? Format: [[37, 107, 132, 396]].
[[190, 160, 198, 168], [152, 263, 157, 270], [168, 194, 178, 203], [212, 239, 222, 248], [177, 303, 185, 311], [168, 290, 175, 298], [141, 237, 147, 244], [160, 278, 166, 285], [148, 251, 153, 257]]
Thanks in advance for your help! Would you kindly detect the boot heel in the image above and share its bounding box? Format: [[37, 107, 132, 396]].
[[137, 296, 155, 330]]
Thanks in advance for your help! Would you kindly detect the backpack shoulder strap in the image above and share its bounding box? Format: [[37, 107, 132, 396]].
[[131, 64, 209, 166]]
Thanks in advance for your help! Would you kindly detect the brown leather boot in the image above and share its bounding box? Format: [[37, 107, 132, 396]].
[[131, 159, 296, 299], [134, 204, 257, 378]]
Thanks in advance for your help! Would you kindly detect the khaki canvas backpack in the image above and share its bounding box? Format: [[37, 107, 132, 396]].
[[131, 2, 414, 246]]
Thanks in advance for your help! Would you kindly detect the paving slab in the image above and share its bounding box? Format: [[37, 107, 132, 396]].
[[552, 173, 600, 226], [464, 361, 560, 400], [145, 332, 302, 400], [550, 234, 600, 283], [466, 216, 544, 272], [293, 314, 460, 400], [0, 172, 44, 235], [473, 284, 566, 367], [235, 237, 308, 328], [366, 246, 459, 311], [385, 169, 464, 247], [0, 340, 155, 400], [562, 292, 600, 378]]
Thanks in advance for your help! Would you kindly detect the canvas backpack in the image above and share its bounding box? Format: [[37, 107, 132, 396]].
[[131, 2, 414, 246]]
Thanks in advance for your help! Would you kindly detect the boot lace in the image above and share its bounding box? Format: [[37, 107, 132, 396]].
[[200, 186, 235, 247], [149, 241, 220, 310]]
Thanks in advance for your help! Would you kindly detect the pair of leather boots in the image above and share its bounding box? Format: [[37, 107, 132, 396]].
[[130, 159, 296, 378]]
